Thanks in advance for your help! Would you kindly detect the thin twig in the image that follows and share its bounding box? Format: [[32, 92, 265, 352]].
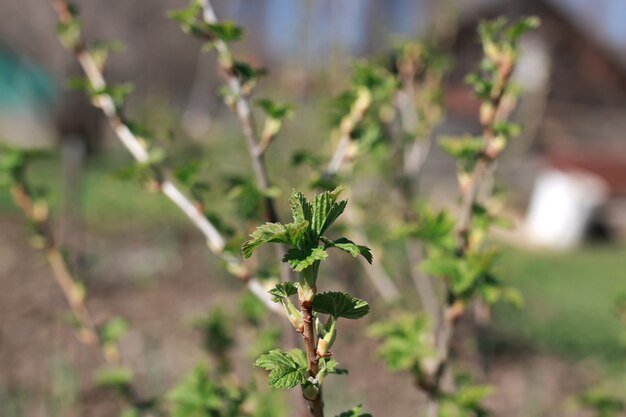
[[198, 0, 292, 283], [297, 284, 324, 417], [10, 179, 113, 363], [425, 48, 518, 413], [322, 88, 372, 181], [343, 205, 400, 303], [50, 0, 280, 314]]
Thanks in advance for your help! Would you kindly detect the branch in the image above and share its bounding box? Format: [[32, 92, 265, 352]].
[[424, 27, 524, 412], [322, 88, 372, 181], [198, 0, 293, 283], [50, 0, 280, 314], [343, 205, 400, 303], [9, 177, 113, 363], [456, 60, 515, 254], [199, 0, 278, 221]]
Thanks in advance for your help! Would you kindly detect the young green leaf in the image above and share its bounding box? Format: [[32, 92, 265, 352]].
[[268, 282, 298, 302], [325, 237, 372, 264], [254, 349, 308, 389], [256, 99, 293, 120], [439, 135, 484, 165], [311, 186, 347, 236], [203, 21, 243, 42], [313, 292, 370, 320], [241, 223, 289, 258], [283, 247, 328, 272], [368, 313, 434, 372]]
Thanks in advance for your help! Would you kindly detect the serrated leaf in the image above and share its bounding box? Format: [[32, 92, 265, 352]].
[[326, 237, 372, 264], [255, 349, 296, 370], [254, 349, 308, 389], [268, 282, 298, 302], [241, 223, 289, 258], [319, 358, 346, 375], [268, 366, 308, 389], [311, 186, 346, 236], [287, 348, 308, 369], [289, 190, 312, 225], [283, 247, 328, 272], [313, 292, 369, 319]]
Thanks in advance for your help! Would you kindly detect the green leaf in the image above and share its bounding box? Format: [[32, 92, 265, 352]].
[[256, 99, 293, 120], [120, 407, 141, 417], [289, 190, 312, 225], [204, 21, 243, 42], [492, 121, 521, 138], [313, 292, 369, 320], [98, 317, 129, 346], [168, 364, 247, 417], [232, 61, 266, 87], [287, 348, 308, 369], [291, 150, 324, 168], [318, 358, 347, 377], [242, 219, 310, 258], [94, 366, 133, 390], [326, 237, 372, 264], [268, 282, 298, 302], [241, 223, 289, 258], [192, 308, 233, 356], [368, 313, 433, 372], [505, 16, 541, 44], [254, 349, 308, 389], [56, 19, 81, 48], [174, 160, 201, 186], [168, 2, 202, 26], [439, 135, 484, 165], [465, 73, 493, 101], [310, 186, 347, 236], [336, 405, 373, 417], [283, 247, 328, 272], [239, 292, 267, 326]]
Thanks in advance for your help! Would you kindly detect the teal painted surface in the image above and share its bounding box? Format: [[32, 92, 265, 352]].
[[0, 50, 56, 110]]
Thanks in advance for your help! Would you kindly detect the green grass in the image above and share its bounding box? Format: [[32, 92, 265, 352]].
[[494, 245, 626, 364], [0, 154, 185, 232]]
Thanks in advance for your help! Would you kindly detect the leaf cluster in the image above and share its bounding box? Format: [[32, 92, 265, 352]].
[[169, 2, 243, 44], [242, 188, 371, 274], [368, 313, 434, 373]]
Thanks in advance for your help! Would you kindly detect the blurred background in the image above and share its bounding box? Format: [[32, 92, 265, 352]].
[[1, 0, 626, 416]]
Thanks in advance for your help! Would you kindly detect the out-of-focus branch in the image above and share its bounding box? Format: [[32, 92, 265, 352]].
[[50, 0, 280, 314], [198, 0, 293, 283], [323, 88, 372, 180], [344, 207, 400, 303], [393, 44, 447, 322], [9, 173, 114, 363], [199, 0, 278, 222]]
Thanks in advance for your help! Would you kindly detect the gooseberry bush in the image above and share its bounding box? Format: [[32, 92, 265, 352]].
[[0, 1, 547, 416]]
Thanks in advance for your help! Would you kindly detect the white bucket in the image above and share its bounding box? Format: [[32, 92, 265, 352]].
[[525, 168, 608, 249]]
